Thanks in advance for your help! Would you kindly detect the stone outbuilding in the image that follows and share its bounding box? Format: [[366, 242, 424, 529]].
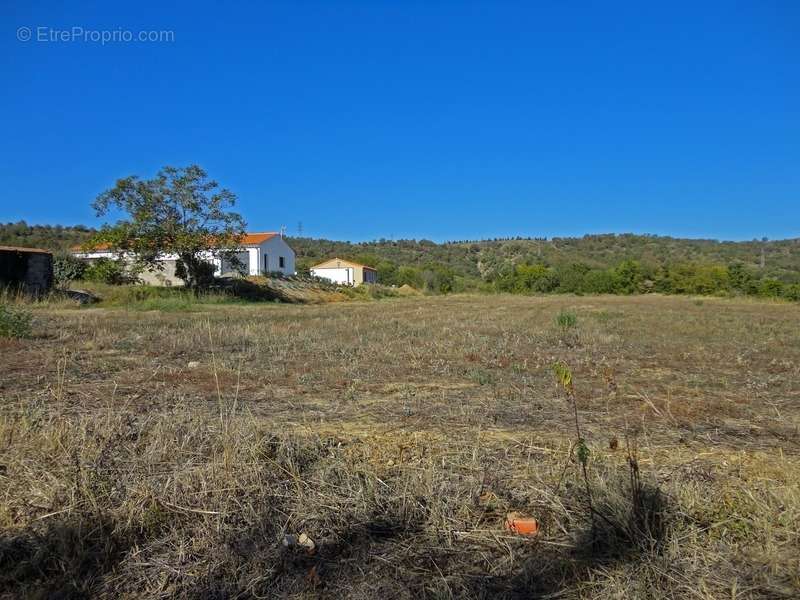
[[0, 245, 54, 293]]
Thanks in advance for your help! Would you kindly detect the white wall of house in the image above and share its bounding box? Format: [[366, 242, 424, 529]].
[[73, 250, 186, 285], [258, 236, 295, 276], [310, 267, 353, 285], [73, 235, 296, 285]]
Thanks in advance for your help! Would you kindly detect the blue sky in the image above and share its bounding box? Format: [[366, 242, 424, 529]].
[[2, 1, 798, 242]]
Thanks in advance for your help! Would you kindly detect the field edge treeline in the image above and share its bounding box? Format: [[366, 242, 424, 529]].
[[3, 222, 799, 300]]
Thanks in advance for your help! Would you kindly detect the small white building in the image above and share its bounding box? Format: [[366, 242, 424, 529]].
[[73, 232, 295, 286], [310, 258, 378, 286]]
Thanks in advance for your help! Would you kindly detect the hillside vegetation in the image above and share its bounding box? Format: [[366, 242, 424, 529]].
[[0, 222, 94, 251], [292, 233, 795, 269], [290, 233, 800, 280], [4, 222, 799, 299], [291, 234, 800, 299]]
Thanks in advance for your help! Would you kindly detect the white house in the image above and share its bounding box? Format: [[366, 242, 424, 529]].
[[310, 258, 378, 286], [72, 232, 295, 286]]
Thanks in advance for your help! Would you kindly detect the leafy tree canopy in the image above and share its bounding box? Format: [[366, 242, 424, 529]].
[[90, 165, 246, 288]]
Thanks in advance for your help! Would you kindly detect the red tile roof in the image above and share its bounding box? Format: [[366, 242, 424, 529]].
[[240, 232, 278, 245], [72, 232, 279, 252]]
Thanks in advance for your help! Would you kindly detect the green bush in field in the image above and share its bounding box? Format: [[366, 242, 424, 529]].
[[612, 260, 646, 294], [395, 266, 424, 288], [727, 262, 755, 294], [556, 309, 578, 331], [52, 253, 86, 288], [783, 284, 800, 301], [557, 263, 597, 294], [0, 304, 32, 338], [420, 264, 456, 294], [515, 263, 557, 293], [84, 258, 129, 285], [758, 278, 784, 298]]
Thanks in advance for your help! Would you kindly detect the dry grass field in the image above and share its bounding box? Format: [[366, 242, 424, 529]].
[[1, 294, 799, 599]]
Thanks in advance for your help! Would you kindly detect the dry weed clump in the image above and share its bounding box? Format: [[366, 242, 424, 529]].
[[0, 304, 32, 339]]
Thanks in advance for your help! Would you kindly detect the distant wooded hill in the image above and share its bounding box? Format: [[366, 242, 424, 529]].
[[3, 221, 799, 292], [288, 233, 800, 283], [0, 222, 94, 251]]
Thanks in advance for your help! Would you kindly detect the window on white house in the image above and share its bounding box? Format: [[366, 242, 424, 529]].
[[263, 254, 268, 272], [279, 256, 285, 268]]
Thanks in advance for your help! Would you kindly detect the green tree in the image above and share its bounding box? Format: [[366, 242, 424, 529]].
[[395, 266, 423, 288], [492, 262, 517, 292], [90, 165, 246, 290], [613, 260, 645, 294], [758, 278, 784, 298], [692, 265, 730, 295], [374, 260, 398, 286], [555, 263, 591, 294], [513, 263, 554, 293], [728, 262, 755, 293], [582, 268, 617, 294], [421, 264, 455, 293]]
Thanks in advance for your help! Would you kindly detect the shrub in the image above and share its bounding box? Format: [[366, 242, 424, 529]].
[[468, 368, 494, 385], [52, 253, 86, 289], [663, 263, 730, 295], [612, 260, 645, 294], [0, 303, 32, 338], [513, 263, 555, 293], [582, 269, 617, 294], [727, 262, 754, 292], [782, 284, 800, 301], [556, 309, 578, 331], [83, 258, 128, 285], [555, 263, 591, 294], [420, 265, 456, 294], [365, 284, 399, 299], [758, 278, 784, 298]]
